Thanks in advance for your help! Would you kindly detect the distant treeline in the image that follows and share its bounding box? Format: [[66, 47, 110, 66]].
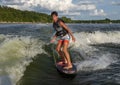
[[0, 6, 120, 23], [0, 6, 51, 23], [72, 18, 120, 23]]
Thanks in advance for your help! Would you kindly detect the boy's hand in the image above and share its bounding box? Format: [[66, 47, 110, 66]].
[[50, 35, 57, 43], [50, 38, 55, 43], [72, 37, 76, 42]]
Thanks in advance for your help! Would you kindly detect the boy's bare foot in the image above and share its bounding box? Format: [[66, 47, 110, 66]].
[[57, 61, 67, 66], [63, 65, 72, 69], [57, 61, 63, 65]]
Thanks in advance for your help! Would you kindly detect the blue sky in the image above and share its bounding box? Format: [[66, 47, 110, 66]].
[[0, 0, 120, 20]]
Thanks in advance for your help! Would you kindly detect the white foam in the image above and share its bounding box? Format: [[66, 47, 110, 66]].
[[71, 31, 120, 50], [70, 31, 120, 71], [0, 30, 120, 85], [0, 35, 45, 85], [76, 53, 118, 71]]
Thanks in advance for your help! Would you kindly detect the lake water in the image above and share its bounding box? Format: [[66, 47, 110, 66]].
[[0, 23, 120, 85]]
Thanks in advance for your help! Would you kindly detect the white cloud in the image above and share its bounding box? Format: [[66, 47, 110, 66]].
[[60, 11, 81, 16], [2, 0, 116, 19], [90, 9, 106, 16], [1, 0, 96, 11], [73, 4, 96, 11], [37, 0, 74, 11], [2, 0, 74, 11]]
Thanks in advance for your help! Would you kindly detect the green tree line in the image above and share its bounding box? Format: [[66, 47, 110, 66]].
[[72, 18, 120, 23], [0, 6, 52, 23], [0, 6, 120, 23]]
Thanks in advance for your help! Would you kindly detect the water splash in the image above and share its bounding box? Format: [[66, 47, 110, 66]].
[[76, 53, 118, 71], [0, 34, 45, 85], [70, 31, 120, 71]]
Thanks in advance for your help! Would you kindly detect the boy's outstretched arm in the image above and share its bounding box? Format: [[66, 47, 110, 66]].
[[50, 34, 57, 43]]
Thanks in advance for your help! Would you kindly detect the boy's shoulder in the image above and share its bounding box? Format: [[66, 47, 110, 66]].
[[58, 18, 65, 23]]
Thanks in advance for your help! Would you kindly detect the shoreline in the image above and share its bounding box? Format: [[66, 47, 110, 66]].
[[0, 22, 119, 24], [0, 22, 47, 24]]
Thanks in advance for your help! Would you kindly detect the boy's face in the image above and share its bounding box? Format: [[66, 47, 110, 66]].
[[52, 14, 58, 22]]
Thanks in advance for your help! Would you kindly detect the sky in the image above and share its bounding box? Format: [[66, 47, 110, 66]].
[[0, 0, 120, 20]]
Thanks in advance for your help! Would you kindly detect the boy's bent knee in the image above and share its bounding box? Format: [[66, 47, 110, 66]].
[[63, 48, 67, 53], [56, 48, 60, 52]]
